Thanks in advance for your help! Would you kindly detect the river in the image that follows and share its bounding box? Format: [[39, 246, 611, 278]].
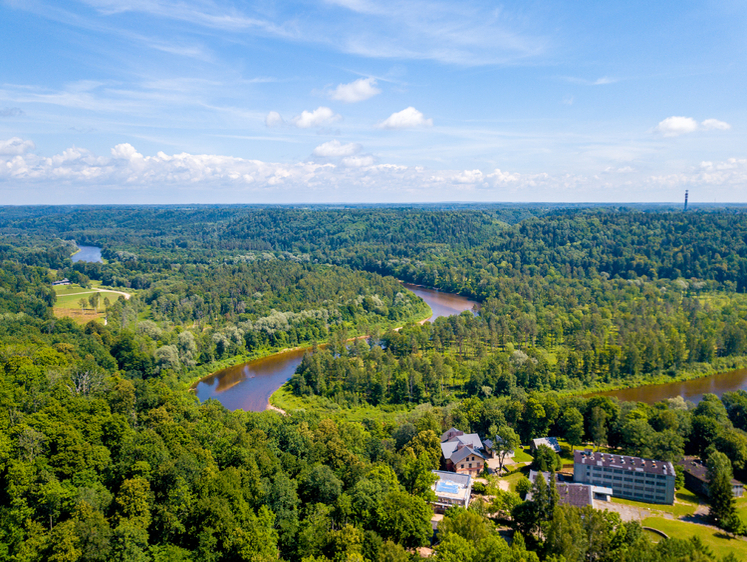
[[593, 367, 747, 405], [72, 245, 103, 263], [192, 283, 479, 412]]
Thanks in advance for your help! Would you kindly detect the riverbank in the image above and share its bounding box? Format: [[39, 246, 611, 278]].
[[577, 355, 747, 403], [184, 305, 434, 392]]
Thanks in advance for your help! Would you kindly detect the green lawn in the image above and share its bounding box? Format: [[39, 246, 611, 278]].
[[512, 446, 533, 464], [500, 466, 530, 493], [642, 516, 747, 559], [736, 497, 747, 523], [611, 489, 702, 517]]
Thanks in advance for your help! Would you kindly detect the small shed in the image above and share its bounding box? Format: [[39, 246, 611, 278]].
[[530, 437, 561, 454]]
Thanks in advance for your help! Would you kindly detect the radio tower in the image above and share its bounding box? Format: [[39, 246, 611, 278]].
[[684, 190, 688, 212]]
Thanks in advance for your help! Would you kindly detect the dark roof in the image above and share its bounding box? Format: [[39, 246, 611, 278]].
[[440, 431, 484, 461], [526, 471, 592, 508], [440, 427, 464, 442], [679, 456, 743, 487], [574, 449, 675, 478], [557, 484, 593, 508], [450, 446, 486, 464]]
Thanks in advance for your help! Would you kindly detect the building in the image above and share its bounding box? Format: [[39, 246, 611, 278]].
[[679, 456, 744, 499], [573, 450, 676, 505], [440, 427, 487, 476], [527, 470, 611, 508], [431, 470, 472, 512], [52, 279, 71, 286], [530, 437, 561, 454]]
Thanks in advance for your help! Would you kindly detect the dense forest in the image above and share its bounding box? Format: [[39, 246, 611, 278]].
[[2, 204, 747, 561]]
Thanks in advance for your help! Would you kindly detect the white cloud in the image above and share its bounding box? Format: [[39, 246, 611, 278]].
[[265, 111, 284, 127], [292, 107, 342, 128], [4, 138, 747, 203], [654, 116, 732, 137], [313, 140, 362, 157], [454, 169, 484, 184], [329, 77, 381, 103], [378, 107, 433, 129], [655, 116, 699, 137], [342, 155, 375, 167], [0, 137, 35, 155], [702, 119, 731, 131]]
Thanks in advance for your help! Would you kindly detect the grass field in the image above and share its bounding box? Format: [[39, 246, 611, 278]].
[[611, 489, 702, 518], [53, 283, 129, 324], [641, 516, 747, 559]]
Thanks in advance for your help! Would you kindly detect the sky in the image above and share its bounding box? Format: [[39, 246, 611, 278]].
[[0, 0, 746, 204]]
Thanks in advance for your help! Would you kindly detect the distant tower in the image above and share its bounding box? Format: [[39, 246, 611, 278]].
[[684, 190, 688, 212]]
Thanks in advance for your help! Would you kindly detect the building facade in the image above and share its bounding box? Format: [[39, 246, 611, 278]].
[[440, 427, 487, 476], [573, 450, 676, 505]]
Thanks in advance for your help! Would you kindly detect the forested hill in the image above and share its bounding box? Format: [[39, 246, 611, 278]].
[[3, 205, 747, 290], [2, 205, 747, 561]]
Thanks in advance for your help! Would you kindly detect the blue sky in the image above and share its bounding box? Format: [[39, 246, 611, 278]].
[[1, 0, 745, 204]]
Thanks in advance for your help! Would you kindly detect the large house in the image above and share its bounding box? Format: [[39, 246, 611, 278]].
[[431, 470, 472, 512], [440, 428, 488, 476], [573, 449, 676, 505], [679, 456, 744, 499]]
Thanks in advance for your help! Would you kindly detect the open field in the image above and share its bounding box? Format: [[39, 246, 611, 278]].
[[53, 284, 130, 324], [642, 516, 747, 559]]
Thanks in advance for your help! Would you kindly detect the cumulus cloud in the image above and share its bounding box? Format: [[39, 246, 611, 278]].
[[654, 116, 731, 137], [655, 116, 699, 137], [328, 77, 381, 103], [4, 137, 747, 203], [313, 140, 361, 157], [378, 107, 433, 129], [0, 137, 35, 155], [293, 107, 342, 128], [702, 119, 731, 131], [0, 107, 24, 117], [265, 111, 284, 127]]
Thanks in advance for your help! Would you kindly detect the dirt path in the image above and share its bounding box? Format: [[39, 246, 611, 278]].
[[266, 403, 287, 415], [60, 288, 132, 300]]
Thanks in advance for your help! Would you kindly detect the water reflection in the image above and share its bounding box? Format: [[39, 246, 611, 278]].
[[72, 245, 103, 263], [592, 368, 747, 405]]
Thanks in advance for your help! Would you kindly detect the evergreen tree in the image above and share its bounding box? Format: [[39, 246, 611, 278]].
[[706, 450, 738, 530]]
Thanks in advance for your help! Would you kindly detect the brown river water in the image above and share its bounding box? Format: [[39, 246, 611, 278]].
[[593, 367, 747, 405], [192, 283, 479, 411]]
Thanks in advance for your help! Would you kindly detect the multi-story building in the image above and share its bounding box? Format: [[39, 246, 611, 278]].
[[573, 449, 676, 505], [440, 427, 487, 476]]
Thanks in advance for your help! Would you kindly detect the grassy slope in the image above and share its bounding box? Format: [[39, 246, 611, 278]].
[[641, 516, 747, 559]]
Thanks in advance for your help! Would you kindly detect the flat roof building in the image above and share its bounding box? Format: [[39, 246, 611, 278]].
[[431, 470, 472, 512], [573, 450, 675, 505], [530, 437, 561, 453]]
